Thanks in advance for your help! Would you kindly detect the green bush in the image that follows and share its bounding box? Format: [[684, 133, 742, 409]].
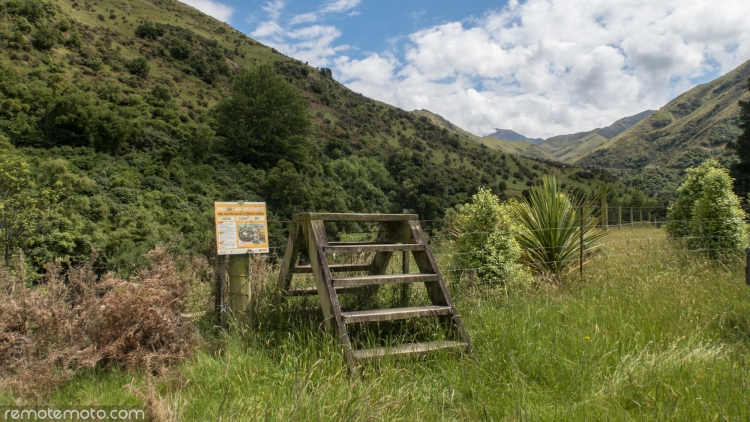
[[450, 187, 528, 284], [665, 158, 747, 258], [125, 57, 149, 78], [31, 25, 56, 50], [508, 175, 605, 277]]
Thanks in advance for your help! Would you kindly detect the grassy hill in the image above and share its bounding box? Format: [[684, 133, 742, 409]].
[[479, 136, 557, 161], [540, 110, 654, 162], [575, 59, 750, 195], [0, 0, 638, 269]]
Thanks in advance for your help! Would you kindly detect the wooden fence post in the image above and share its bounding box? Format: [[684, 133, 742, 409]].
[[228, 254, 250, 327], [745, 247, 750, 285], [215, 254, 226, 328], [630, 207, 633, 226], [618, 206, 622, 228]]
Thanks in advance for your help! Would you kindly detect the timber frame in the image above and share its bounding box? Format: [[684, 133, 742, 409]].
[[278, 213, 472, 371]]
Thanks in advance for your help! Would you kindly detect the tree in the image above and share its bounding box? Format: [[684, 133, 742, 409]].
[[450, 188, 528, 284], [0, 150, 61, 264], [126, 57, 150, 78], [215, 65, 314, 169], [665, 159, 747, 258]]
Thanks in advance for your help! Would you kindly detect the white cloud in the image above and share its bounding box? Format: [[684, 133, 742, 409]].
[[321, 0, 361, 13], [179, 0, 234, 23], [332, 0, 750, 138], [251, 0, 360, 67]]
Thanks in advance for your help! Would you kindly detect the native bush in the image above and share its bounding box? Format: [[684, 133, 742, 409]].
[[508, 175, 605, 277], [450, 187, 528, 284], [665, 158, 747, 258]]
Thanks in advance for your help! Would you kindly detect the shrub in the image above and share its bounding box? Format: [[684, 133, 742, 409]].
[[126, 57, 150, 78], [508, 175, 605, 277], [31, 25, 56, 50], [135, 21, 164, 40], [0, 248, 205, 397], [665, 158, 747, 258], [450, 187, 527, 284]]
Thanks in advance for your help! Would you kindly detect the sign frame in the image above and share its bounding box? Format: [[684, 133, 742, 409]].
[[214, 201, 269, 255]]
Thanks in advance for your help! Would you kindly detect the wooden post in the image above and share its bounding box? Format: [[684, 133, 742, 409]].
[[228, 254, 250, 327], [215, 254, 226, 328], [639, 209, 643, 225], [579, 206, 584, 280], [618, 206, 622, 228], [630, 207, 633, 226], [745, 247, 750, 285], [600, 186, 608, 231], [648, 211, 652, 227], [400, 210, 410, 305]]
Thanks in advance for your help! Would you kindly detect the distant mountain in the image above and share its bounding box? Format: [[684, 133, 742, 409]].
[[488, 129, 544, 144], [539, 110, 655, 162], [578, 59, 750, 171]]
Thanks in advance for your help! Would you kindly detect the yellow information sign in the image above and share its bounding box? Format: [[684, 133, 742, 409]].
[[214, 202, 269, 254]]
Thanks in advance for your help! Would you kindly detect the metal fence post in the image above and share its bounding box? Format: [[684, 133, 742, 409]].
[[745, 247, 750, 285], [580, 206, 584, 280]]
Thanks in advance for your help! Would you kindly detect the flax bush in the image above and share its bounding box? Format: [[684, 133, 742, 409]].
[[508, 175, 605, 277]]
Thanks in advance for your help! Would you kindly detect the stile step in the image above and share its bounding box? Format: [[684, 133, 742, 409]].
[[341, 305, 453, 324], [352, 341, 468, 359], [333, 273, 438, 287], [324, 244, 425, 254], [285, 286, 364, 296], [291, 263, 372, 274]]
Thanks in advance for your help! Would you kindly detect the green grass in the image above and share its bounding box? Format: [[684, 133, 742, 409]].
[[20, 228, 750, 420]]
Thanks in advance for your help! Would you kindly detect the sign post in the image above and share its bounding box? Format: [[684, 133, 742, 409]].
[[214, 202, 268, 327]]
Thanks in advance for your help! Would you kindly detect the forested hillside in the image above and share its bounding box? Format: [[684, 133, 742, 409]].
[[576, 59, 750, 196], [0, 0, 635, 269]]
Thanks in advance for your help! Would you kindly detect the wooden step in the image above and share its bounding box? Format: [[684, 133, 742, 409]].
[[333, 273, 437, 288], [298, 213, 418, 222], [291, 263, 372, 274], [285, 286, 365, 296], [352, 341, 468, 359], [341, 305, 453, 324], [324, 243, 425, 254]]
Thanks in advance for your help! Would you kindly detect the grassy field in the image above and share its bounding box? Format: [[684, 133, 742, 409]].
[[27, 226, 750, 420]]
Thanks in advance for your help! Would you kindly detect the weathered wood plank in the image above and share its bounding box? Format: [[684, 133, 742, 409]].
[[291, 263, 373, 274], [333, 273, 437, 287], [308, 220, 356, 370], [352, 341, 468, 359], [324, 244, 425, 254], [285, 285, 366, 296], [277, 220, 302, 291], [297, 213, 419, 222], [342, 305, 452, 323]]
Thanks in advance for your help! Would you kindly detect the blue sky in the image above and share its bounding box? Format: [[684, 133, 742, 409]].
[[180, 0, 750, 138]]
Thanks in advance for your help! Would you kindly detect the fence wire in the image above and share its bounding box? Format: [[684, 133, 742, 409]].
[[212, 206, 750, 326]]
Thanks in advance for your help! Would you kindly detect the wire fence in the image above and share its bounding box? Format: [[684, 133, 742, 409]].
[[212, 205, 750, 327]]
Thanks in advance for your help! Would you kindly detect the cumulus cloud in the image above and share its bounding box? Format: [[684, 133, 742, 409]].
[[251, 0, 360, 66], [179, 0, 234, 23], [253, 0, 750, 138]]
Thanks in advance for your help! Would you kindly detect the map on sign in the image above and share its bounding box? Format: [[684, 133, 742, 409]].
[[214, 202, 269, 254]]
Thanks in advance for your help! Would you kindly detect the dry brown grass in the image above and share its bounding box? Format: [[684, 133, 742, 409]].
[[0, 247, 209, 398]]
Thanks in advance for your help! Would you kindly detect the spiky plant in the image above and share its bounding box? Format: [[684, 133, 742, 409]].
[[508, 175, 605, 276]]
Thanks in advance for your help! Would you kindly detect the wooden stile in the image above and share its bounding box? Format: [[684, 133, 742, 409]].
[[277, 213, 472, 371]]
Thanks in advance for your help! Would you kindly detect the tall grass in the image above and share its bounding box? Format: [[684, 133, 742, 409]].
[[10, 226, 750, 421]]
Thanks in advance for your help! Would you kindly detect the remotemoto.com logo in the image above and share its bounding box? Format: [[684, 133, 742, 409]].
[[3, 408, 147, 421]]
